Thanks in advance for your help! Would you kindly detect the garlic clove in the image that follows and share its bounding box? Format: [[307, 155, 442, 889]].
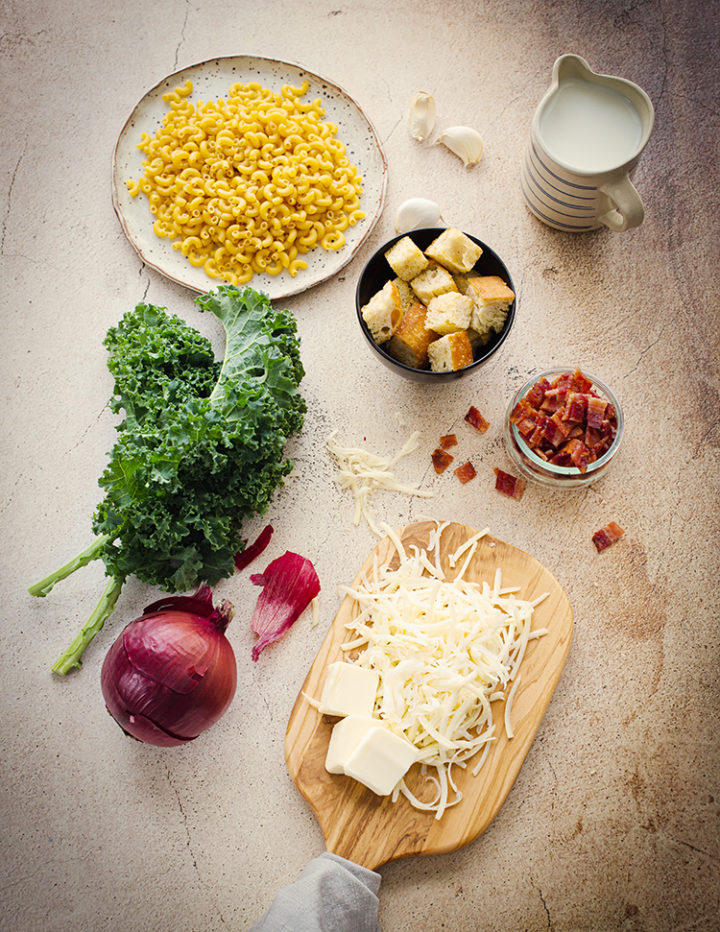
[[437, 126, 484, 167], [408, 91, 437, 142], [394, 198, 444, 233]]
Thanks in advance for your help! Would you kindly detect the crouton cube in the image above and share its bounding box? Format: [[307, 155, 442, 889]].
[[425, 228, 483, 274], [392, 277, 417, 315], [461, 274, 515, 308], [385, 237, 430, 281], [460, 274, 515, 338], [427, 331, 474, 372], [409, 262, 458, 305], [474, 303, 509, 336], [361, 280, 403, 345], [425, 292, 474, 335], [387, 300, 438, 368]]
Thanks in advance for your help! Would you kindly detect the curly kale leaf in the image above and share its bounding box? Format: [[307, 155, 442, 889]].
[[31, 285, 306, 673]]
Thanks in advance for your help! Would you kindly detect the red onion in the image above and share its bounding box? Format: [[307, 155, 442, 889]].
[[250, 551, 320, 661], [101, 585, 237, 747], [234, 523, 274, 572]]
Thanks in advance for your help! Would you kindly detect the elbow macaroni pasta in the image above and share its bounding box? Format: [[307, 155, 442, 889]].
[[126, 79, 365, 284]]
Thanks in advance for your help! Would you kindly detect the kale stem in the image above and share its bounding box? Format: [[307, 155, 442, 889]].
[[28, 533, 113, 597], [51, 575, 125, 675]]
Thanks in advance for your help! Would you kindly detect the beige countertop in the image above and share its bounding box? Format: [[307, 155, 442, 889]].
[[1, 2, 718, 930]]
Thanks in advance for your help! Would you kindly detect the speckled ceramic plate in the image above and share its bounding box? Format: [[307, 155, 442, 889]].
[[112, 56, 387, 299]]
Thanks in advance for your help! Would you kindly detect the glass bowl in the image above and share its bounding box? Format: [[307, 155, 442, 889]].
[[503, 368, 624, 488]]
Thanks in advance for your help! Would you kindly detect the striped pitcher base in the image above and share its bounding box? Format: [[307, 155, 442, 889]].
[[521, 140, 605, 232]]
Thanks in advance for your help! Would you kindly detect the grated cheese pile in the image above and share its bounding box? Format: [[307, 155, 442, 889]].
[[340, 521, 548, 819], [326, 430, 433, 536]]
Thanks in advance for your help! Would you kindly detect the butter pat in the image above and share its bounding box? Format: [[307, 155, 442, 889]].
[[344, 726, 418, 796], [325, 715, 380, 774], [319, 661, 379, 718]]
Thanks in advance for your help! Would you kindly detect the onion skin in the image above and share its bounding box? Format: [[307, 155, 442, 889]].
[[101, 586, 237, 747]]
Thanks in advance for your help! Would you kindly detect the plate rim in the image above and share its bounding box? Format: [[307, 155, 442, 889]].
[[111, 54, 388, 299]]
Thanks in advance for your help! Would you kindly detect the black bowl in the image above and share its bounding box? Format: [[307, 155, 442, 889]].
[[355, 228, 516, 383]]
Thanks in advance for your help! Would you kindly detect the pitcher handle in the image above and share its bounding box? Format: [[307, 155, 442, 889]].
[[598, 175, 644, 231]]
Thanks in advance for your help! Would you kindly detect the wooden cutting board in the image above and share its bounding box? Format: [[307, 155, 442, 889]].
[[285, 521, 573, 870]]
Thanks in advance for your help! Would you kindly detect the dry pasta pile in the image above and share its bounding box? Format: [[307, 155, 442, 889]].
[[126, 78, 365, 283]]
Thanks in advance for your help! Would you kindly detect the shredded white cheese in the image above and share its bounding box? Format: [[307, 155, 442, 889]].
[[310, 596, 320, 628], [326, 430, 433, 536], [339, 521, 547, 819]]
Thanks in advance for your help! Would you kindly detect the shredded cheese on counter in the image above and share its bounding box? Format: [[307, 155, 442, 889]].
[[326, 430, 433, 536], [339, 522, 547, 819]]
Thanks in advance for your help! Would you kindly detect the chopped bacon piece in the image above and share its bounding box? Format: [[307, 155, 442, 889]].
[[515, 415, 538, 438], [555, 372, 574, 396], [545, 412, 572, 446], [493, 467, 526, 500], [525, 377, 550, 408], [572, 368, 593, 393], [586, 396, 607, 430], [540, 419, 564, 448], [510, 398, 535, 424], [512, 369, 618, 470], [529, 414, 549, 446], [564, 438, 590, 472], [539, 389, 564, 413], [454, 461, 477, 484], [563, 393, 588, 423], [549, 449, 572, 467], [592, 521, 625, 552], [464, 405, 490, 433], [439, 433, 458, 450], [584, 426, 602, 450], [431, 448, 454, 474]]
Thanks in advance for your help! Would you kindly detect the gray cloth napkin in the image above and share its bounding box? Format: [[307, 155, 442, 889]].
[[249, 852, 382, 931]]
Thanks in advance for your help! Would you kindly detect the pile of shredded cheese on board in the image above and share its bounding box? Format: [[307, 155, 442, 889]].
[[340, 521, 548, 819], [326, 430, 433, 536]]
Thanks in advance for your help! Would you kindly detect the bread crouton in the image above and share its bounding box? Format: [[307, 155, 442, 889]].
[[361, 280, 403, 344], [459, 274, 515, 338], [387, 300, 438, 368], [427, 331, 474, 372], [385, 236, 430, 281], [409, 262, 458, 305], [425, 228, 482, 274], [392, 277, 417, 314], [425, 292, 474, 335]]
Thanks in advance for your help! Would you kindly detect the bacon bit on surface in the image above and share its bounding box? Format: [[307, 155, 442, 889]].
[[494, 467, 526, 500], [592, 522, 625, 552], [439, 433, 458, 450], [454, 461, 477, 484], [464, 406, 490, 433], [234, 524, 274, 571], [510, 369, 617, 472], [431, 448, 455, 474]]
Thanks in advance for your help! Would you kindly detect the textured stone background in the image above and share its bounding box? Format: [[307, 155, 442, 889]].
[[1, 1, 718, 930]]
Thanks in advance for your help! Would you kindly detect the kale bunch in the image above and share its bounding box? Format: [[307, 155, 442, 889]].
[[30, 285, 306, 673]]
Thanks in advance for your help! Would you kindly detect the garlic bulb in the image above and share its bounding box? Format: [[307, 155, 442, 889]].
[[394, 198, 444, 233], [408, 91, 437, 142], [437, 126, 484, 167]]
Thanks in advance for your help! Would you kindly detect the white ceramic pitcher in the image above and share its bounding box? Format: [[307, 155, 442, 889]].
[[522, 54, 654, 232]]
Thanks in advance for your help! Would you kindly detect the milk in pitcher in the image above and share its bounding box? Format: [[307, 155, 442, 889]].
[[538, 77, 644, 172]]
